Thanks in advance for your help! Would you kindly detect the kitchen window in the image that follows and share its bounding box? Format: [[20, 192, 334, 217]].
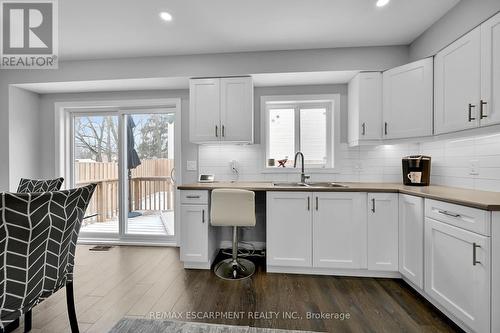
[[262, 95, 339, 170]]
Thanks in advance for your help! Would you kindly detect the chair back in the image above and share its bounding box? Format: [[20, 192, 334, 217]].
[[0, 184, 96, 328], [17, 177, 64, 193], [210, 189, 256, 227]]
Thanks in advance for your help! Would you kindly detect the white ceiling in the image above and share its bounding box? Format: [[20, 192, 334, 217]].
[[59, 0, 460, 60], [15, 71, 361, 94]]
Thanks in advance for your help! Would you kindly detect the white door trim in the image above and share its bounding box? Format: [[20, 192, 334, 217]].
[[55, 98, 182, 246]]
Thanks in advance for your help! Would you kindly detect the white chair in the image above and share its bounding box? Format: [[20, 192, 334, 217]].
[[210, 189, 256, 280]]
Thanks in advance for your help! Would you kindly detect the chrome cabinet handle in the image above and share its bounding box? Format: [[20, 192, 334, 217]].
[[371, 198, 376, 213], [315, 197, 319, 211], [307, 197, 310, 211], [384, 122, 388, 135], [215, 125, 219, 137], [473, 242, 481, 265], [362, 123, 366, 136], [202, 209, 205, 223], [480, 100, 488, 119], [222, 125, 225, 137], [468, 104, 476, 122], [437, 210, 460, 218], [186, 195, 200, 199]]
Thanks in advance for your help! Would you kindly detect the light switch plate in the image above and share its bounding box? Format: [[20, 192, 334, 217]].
[[186, 160, 197, 171]]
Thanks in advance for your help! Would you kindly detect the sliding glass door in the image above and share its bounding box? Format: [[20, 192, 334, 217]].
[[74, 114, 120, 235], [70, 107, 178, 244], [123, 111, 176, 238]]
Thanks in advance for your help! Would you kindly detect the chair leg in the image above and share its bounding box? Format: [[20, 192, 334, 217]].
[[24, 310, 32, 332], [232, 226, 238, 261], [66, 282, 80, 333], [3, 318, 19, 333]]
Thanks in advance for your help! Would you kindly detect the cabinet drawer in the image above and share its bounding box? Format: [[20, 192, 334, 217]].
[[181, 190, 209, 205], [425, 199, 490, 236]]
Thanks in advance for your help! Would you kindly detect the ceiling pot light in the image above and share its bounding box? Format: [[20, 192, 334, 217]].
[[159, 11, 173, 22], [376, 0, 390, 7]]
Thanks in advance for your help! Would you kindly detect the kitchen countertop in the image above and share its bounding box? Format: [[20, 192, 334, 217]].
[[178, 182, 500, 211]]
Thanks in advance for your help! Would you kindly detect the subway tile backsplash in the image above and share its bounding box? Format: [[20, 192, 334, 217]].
[[198, 143, 420, 184], [419, 133, 500, 192], [198, 132, 500, 192]]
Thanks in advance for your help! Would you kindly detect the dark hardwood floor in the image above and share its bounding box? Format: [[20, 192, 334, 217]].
[[15, 246, 463, 333]]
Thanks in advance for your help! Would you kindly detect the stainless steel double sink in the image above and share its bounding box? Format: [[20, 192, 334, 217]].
[[272, 182, 348, 188]]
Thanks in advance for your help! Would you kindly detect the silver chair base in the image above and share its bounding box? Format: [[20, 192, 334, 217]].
[[214, 258, 255, 280]]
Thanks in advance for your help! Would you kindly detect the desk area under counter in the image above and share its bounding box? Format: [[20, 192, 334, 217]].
[[178, 181, 500, 333]]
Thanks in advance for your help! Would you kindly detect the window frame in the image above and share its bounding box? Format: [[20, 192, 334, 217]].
[[261, 94, 340, 173]]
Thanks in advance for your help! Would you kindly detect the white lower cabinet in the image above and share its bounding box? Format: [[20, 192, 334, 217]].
[[398, 194, 424, 289], [180, 204, 209, 263], [267, 192, 368, 270], [266, 192, 313, 267], [313, 192, 367, 269], [367, 193, 398, 271], [424, 217, 491, 333]]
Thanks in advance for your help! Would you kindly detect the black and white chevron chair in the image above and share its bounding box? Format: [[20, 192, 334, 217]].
[[0, 184, 96, 333], [16, 177, 64, 193]]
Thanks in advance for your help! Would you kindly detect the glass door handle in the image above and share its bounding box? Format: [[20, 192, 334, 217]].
[[170, 167, 176, 184]]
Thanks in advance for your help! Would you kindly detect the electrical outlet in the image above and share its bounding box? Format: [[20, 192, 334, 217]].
[[230, 160, 239, 174], [469, 160, 479, 176], [186, 160, 197, 171]]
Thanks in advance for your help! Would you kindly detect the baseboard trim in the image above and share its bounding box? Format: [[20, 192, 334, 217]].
[[267, 266, 401, 278]]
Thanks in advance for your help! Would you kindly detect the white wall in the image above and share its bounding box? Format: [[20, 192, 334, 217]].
[[8, 87, 41, 191], [37, 89, 198, 185], [0, 45, 409, 190], [409, 0, 500, 60]]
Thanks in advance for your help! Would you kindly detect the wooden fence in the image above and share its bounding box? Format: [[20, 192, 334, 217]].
[[76, 159, 174, 222]]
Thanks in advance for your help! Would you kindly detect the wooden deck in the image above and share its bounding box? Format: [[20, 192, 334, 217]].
[[80, 211, 174, 236]]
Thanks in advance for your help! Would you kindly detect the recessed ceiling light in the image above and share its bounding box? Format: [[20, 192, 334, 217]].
[[376, 0, 390, 7], [159, 11, 173, 22]]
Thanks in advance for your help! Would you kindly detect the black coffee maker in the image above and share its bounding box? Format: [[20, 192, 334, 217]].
[[402, 155, 431, 186]]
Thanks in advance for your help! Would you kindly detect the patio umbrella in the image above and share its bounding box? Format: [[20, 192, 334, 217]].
[[127, 116, 142, 218]]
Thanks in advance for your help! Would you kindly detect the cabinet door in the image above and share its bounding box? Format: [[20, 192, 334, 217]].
[[220, 77, 254, 143], [180, 205, 208, 263], [367, 193, 398, 271], [189, 78, 221, 143], [435, 27, 481, 134], [425, 218, 490, 333], [313, 192, 367, 269], [382, 58, 433, 139], [348, 72, 382, 144], [480, 12, 500, 126], [398, 194, 424, 288], [267, 192, 312, 267]]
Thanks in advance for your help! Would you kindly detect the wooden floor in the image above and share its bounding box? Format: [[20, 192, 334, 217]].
[[14, 246, 463, 333]]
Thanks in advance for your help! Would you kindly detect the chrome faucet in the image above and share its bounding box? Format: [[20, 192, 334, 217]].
[[294, 151, 310, 184]]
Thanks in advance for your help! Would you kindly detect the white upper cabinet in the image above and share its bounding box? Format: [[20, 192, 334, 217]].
[[434, 27, 482, 134], [348, 72, 382, 145], [220, 77, 254, 142], [480, 12, 500, 126], [189, 78, 221, 143], [367, 193, 398, 271], [313, 192, 367, 269], [382, 58, 433, 139], [189, 77, 254, 144]]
